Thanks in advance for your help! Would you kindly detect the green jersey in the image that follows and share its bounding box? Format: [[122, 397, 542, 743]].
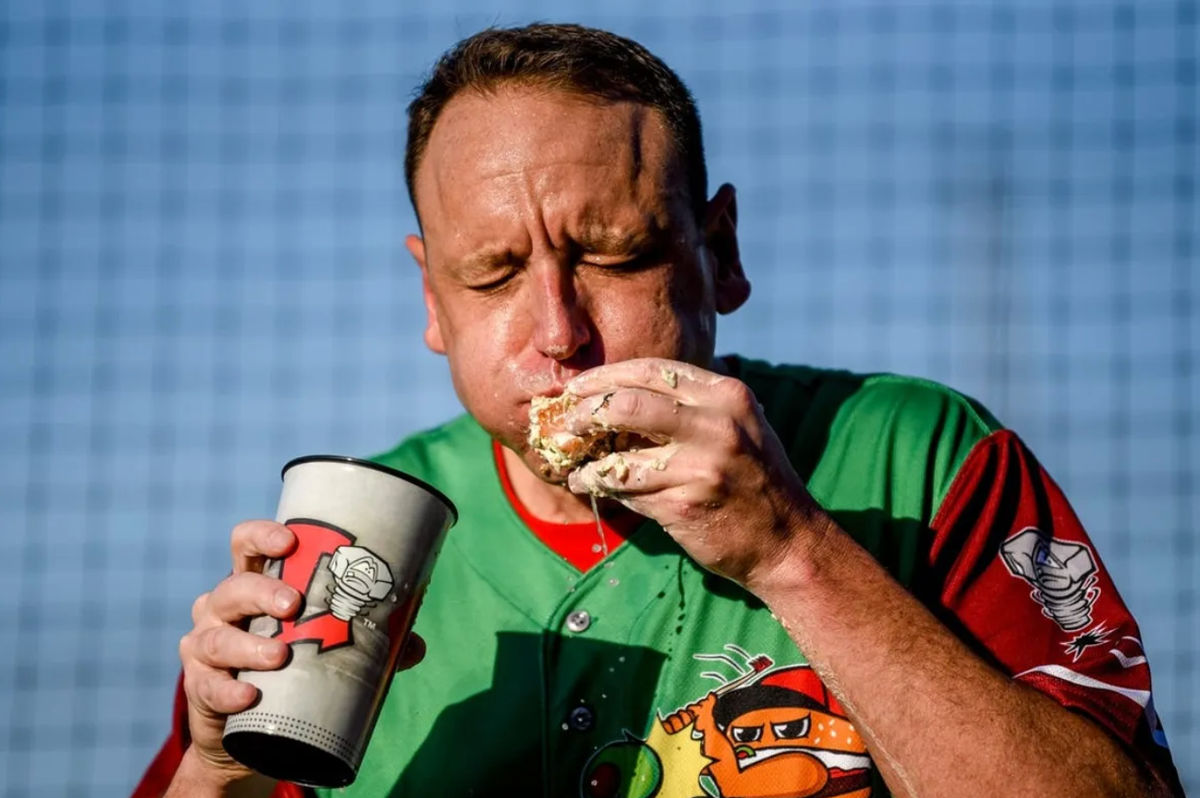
[[134, 357, 1181, 798], [338, 359, 993, 798]]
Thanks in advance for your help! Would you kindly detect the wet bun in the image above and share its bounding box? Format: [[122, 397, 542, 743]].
[[528, 393, 615, 471]]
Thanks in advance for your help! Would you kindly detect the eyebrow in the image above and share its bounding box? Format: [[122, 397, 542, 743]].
[[575, 223, 663, 255], [448, 221, 666, 274], [451, 247, 520, 277]]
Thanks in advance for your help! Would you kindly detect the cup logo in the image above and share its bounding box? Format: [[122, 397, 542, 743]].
[[327, 546, 394, 620], [272, 519, 394, 653]]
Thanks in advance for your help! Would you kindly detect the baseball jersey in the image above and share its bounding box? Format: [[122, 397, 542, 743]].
[[133, 358, 1182, 798]]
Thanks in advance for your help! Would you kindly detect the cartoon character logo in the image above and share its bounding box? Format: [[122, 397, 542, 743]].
[[582, 646, 874, 798], [270, 519, 394, 652], [326, 545, 394, 620], [1001, 527, 1099, 632]]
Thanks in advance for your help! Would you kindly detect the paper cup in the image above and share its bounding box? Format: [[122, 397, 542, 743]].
[[223, 455, 456, 787]]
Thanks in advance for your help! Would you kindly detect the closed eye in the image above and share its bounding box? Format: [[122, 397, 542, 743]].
[[466, 266, 519, 293], [579, 246, 663, 273], [772, 716, 811, 740]]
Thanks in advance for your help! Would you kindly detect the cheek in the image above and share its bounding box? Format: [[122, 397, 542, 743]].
[[588, 277, 688, 357], [441, 299, 524, 362], [438, 301, 549, 444], [668, 266, 717, 352]]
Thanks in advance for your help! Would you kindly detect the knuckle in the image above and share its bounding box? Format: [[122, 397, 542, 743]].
[[612, 389, 642, 418], [231, 519, 283, 556], [200, 627, 224, 663], [195, 673, 217, 709], [720, 378, 758, 414], [230, 520, 256, 550], [191, 592, 210, 622]]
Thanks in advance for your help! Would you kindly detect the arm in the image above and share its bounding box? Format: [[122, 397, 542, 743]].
[[564, 358, 1178, 798], [747, 512, 1163, 798]]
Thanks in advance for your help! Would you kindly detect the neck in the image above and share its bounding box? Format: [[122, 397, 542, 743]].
[[501, 445, 618, 524]]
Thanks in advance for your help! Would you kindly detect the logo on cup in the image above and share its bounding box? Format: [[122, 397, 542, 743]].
[[272, 519, 394, 653], [327, 545, 394, 620]]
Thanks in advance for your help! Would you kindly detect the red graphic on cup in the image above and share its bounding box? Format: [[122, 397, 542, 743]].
[[272, 519, 394, 653]]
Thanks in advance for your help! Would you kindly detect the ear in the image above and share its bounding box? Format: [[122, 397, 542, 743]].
[[702, 183, 751, 314], [406, 234, 446, 354]]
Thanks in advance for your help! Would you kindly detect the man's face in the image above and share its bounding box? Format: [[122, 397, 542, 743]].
[[407, 85, 747, 478]]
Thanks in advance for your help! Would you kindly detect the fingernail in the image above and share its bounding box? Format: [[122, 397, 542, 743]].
[[274, 588, 296, 610], [269, 528, 291, 549], [257, 641, 279, 661]]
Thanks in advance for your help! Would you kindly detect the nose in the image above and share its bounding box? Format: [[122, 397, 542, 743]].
[[531, 263, 591, 361]]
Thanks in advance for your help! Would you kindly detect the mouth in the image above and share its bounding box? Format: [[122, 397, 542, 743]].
[[734, 746, 872, 774]]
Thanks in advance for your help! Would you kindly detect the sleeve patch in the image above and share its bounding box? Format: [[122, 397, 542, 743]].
[[999, 526, 1101, 634]]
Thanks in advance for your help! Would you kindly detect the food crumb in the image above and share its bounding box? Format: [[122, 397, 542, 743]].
[[613, 455, 630, 481], [661, 367, 679, 388]]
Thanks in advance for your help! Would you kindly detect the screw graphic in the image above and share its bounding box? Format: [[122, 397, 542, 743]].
[[327, 546, 394, 621], [1001, 528, 1098, 631]]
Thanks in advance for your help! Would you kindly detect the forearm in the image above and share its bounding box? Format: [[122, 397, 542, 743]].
[[163, 747, 277, 798], [747, 513, 1162, 798]]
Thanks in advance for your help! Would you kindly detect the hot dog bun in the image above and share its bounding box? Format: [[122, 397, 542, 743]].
[[528, 393, 615, 472]]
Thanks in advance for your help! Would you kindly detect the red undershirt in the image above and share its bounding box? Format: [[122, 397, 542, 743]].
[[492, 439, 640, 571]]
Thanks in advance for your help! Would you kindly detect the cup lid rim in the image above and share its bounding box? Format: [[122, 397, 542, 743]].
[[282, 455, 458, 525]]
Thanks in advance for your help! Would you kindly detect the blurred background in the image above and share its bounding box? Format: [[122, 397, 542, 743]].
[[1, 0, 1196, 794]]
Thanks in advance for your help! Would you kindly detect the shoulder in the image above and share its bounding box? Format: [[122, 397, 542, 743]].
[[728, 355, 1003, 511], [730, 355, 1000, 440], [844, 373, 1002, 439]]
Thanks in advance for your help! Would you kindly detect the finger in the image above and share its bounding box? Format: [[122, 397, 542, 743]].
[[396, 633, 427, 671], [185, 666, 261, 717], [191, 592, 211, 626], [567, 446, 688, 497], [185, 623, 291, 672], [230, 520, 296, 574], [565, 387, 690, 440], [202, 571, 300, 626], [565, 358, 723, 402]]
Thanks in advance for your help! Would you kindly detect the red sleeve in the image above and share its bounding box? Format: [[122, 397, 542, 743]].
[[927, 430, 1183, 794], [131, 671, 313, 798]]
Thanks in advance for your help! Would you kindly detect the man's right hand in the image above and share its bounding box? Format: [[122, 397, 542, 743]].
[[176, 520, 301, 782], [168, 519, 427, 796]]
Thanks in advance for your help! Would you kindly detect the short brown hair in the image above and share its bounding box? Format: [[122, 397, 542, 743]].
[[405, 23, 707, 221]]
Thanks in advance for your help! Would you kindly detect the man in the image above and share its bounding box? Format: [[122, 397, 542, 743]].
[[135, 23, 1183, 798]]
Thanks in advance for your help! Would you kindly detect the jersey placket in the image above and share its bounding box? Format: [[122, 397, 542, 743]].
[[538, 525, 682, 798]]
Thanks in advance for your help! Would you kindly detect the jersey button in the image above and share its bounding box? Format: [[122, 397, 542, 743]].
[[565, 610, 592, 633], [568, 705, 595, 732]]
